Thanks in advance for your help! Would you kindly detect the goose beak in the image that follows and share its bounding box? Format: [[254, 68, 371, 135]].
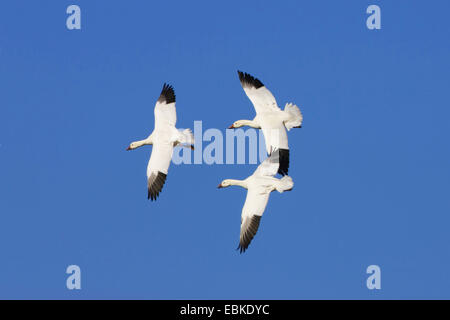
[[217, 184, 223, 189], [228, 124, 234, 129], [126, 146, 131, 151]]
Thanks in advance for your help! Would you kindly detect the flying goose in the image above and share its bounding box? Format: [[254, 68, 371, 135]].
[[229, 71, 303, 176], [126, 83, 194, 201], [218, 150, 294, 253]]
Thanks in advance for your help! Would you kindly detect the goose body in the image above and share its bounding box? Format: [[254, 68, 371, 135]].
[[218, 150, 294, 253], [230, 71, 303, 175], [126, 84, 194, 201]]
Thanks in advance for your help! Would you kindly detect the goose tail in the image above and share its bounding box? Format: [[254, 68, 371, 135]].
[[275, 175, 294, 193], [284, 103, 303, 130]]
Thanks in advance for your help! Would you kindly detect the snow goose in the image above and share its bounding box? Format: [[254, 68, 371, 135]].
[[218, 150, 294, 253], [126, 83, 194, 201], [229, 71, 303, 176]]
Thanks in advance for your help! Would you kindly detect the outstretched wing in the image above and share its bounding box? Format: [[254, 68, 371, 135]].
[[260, 126, 290, 176], [146, 142, 173, 201], [154, 83, 177, 128], [237, 71, 280, 114], [238, 189, 270, 253], [254, 149, 280, 177]]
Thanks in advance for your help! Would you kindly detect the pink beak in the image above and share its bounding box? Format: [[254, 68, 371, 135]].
[[126, 146, 132, 151], [217, 184, 223, 189]]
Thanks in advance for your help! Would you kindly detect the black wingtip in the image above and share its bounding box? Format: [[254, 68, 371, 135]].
[[237, 215, 262, 254], [236, 244, 247, 254], [147, 172, 167, 201], [237, 70, 264, 89], [278, 149, 290, 176], [158, 83, 176, 104]]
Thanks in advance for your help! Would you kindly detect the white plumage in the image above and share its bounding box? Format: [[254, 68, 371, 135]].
[[230, 71, 303, 176], [126, 83, 194, 201], [218, 150, 294, 253]]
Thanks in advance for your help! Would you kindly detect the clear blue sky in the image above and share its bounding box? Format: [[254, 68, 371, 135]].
[[1, 0, 449, 299]]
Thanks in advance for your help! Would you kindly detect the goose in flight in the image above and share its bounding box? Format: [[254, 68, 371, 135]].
[[126, 83, 194, 201], [218, 150, 294, 253], [229, 71, 303, 176]]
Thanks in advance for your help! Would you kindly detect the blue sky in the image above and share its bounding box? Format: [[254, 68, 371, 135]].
[[1, 0, 449, 299]]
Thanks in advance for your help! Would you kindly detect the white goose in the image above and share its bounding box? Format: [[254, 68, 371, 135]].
[[229, 71, 303, 176], [218, 150, 294, 253], [126, 83, 194, 201]]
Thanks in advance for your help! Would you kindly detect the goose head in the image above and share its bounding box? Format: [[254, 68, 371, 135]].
[[228, 120, 245, 129], [126, 142, 138, 151], [217, 179, 233, 188]]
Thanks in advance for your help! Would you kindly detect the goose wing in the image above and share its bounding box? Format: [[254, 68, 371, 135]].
[[260, 126, 290, 176], [146, 142, 173, 201], [238, 189, 270, 253], [254, 149, 280, 177], [154, 83, 177, 128], [237, 71, 281, 114]]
